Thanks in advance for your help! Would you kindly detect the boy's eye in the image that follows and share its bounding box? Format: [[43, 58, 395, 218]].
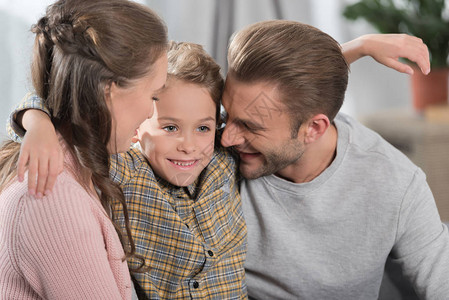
[[163, 125, 177, 132], [197, 126, 210, 133]]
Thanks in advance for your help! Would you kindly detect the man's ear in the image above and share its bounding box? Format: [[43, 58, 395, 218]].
[[303, 114, 330, 144]]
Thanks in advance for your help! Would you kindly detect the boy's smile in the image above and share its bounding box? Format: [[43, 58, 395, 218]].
[[168, 159, 200, 169], [137, 77, 216, 187]]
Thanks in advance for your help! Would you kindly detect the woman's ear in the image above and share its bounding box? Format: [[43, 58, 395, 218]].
[[104, 81, 114, 102], [303, 114, 330, 144]]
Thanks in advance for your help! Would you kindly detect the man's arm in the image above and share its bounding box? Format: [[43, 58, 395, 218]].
[[341, 34, 430, 75], [393, 169, 449, 299]]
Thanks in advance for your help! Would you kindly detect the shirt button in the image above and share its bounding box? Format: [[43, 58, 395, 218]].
[[207, 250, 214, 257], [193, 281, 199, 289]]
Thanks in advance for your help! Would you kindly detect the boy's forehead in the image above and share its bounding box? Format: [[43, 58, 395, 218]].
[[154, 78, 217, 117], [161, 77, 207, 93]]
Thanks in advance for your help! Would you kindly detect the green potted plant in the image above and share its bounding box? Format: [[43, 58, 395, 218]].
[[343, 0, 449, 111]]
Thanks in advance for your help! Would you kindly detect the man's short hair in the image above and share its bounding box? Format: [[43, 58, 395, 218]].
[[228, 20, 349, 134]]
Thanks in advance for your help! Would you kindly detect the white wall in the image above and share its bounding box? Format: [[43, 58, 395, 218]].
[[0, 0, 417, 141], [147, 0, 416, 118]]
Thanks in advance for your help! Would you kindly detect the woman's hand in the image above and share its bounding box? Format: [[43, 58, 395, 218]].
[[18, 110, 63, 198], [342, 33, 430, 75]]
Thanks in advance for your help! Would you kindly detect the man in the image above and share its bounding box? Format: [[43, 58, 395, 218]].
[[221, 20, 449, 299]]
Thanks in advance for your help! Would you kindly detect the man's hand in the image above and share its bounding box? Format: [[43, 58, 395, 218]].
[[342, 33, 430, 75]]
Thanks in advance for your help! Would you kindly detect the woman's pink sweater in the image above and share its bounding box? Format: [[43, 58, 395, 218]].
[[0, 156, 131, 299]]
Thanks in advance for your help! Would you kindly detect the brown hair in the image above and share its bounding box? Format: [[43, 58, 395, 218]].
[[0, 0, 168, 271], [0, 141, 21, 191], [166, 41, 224, 125], [228, 20, 349, 134]]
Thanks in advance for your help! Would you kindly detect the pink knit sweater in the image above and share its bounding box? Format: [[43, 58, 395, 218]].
[[0, 156, 131, 299]]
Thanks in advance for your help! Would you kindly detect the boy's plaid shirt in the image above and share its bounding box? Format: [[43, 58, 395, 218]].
[[7, 94, 248, 299], [7, 93, 46, 143], [110, 147, 247, 299]]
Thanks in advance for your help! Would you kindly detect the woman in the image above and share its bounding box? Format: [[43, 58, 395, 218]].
[[0, 0, 167, 299]]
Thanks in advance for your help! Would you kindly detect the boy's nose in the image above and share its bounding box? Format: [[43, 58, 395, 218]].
[[177, 135, 196, 154]]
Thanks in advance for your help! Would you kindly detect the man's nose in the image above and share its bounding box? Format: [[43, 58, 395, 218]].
[[221, 122, 245, 148]]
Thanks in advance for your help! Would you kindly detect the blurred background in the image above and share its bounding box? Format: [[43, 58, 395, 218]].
[[1, 1, 448, 298], [0, 0, 420, 141]]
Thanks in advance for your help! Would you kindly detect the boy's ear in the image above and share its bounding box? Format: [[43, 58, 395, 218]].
[[302, 114, 330, 144]]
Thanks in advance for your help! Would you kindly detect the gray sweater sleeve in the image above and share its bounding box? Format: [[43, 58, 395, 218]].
[[393, 168, 449, 299]]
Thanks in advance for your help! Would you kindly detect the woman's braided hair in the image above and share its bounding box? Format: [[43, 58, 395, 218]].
[[2, 0, 168, 272]]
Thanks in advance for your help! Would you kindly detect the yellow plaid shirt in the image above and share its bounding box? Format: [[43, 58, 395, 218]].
[[8, 94, 248, 299]]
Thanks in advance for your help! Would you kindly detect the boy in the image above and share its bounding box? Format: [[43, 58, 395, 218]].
[[8, 42, 247, 299]]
